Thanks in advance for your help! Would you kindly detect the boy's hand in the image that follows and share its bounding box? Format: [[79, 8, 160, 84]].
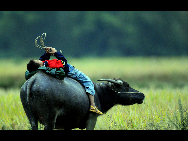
[[45, 47, 57, 54]]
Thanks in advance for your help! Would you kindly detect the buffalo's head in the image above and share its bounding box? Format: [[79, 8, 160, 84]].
[[97, 79, 145, 106]]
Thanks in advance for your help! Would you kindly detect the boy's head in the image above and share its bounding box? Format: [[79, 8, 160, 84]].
[[27, 60, 43, 72]]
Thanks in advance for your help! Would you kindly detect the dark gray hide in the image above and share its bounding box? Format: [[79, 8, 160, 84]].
[[20, 70, 145, 130]]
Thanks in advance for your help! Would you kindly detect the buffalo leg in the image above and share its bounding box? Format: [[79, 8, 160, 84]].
[[43, 110, 57, 130], [23, 105, 38, 130], [30, 118, 38, 130], [86, 113, 98, 130], [20, 96, 38, 130]]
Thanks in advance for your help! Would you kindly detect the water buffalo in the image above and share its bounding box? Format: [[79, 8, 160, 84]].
[[20, 70, 145, 130]]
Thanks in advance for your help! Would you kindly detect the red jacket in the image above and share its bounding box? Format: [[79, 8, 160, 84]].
[[42, 59, 64, 69]]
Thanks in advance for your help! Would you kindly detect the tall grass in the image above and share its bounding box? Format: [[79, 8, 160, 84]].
[[0, 89, 29, 130], [0, 57, 188, 130], [95, 87, 188, 130], [0, 87, 187, 130]]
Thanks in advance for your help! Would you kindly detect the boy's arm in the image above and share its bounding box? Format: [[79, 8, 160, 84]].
[[43, 47, 67, 65], [54, 52, 67, 65], [39, 52, 51, 61]]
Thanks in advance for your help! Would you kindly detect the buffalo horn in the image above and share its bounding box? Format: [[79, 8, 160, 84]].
[[117, 92, 141, 94], [97, 79, 123, 85]]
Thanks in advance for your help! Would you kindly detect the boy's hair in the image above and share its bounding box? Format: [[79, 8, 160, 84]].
[[27, 59, 41, 72]]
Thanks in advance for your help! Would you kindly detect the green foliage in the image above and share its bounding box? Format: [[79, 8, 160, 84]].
[[0, 11, 188, 58]]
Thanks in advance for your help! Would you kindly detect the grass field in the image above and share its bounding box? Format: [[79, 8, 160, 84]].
[[0, 57, 188, 130]]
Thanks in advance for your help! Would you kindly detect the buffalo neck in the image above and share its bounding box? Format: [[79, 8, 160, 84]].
[[94, 83, 117, 114]]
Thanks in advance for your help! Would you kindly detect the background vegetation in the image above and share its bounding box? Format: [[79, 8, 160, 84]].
[[0, 11, 188, 58]]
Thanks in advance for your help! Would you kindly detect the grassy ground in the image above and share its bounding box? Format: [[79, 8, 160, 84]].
[[0, 87, 187, 130], [95, 87, 188, 130], [0, 57, 188, 130], [0, 89, 29, 130]]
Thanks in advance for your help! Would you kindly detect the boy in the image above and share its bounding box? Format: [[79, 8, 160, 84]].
[[27, 47, 103, 115]]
